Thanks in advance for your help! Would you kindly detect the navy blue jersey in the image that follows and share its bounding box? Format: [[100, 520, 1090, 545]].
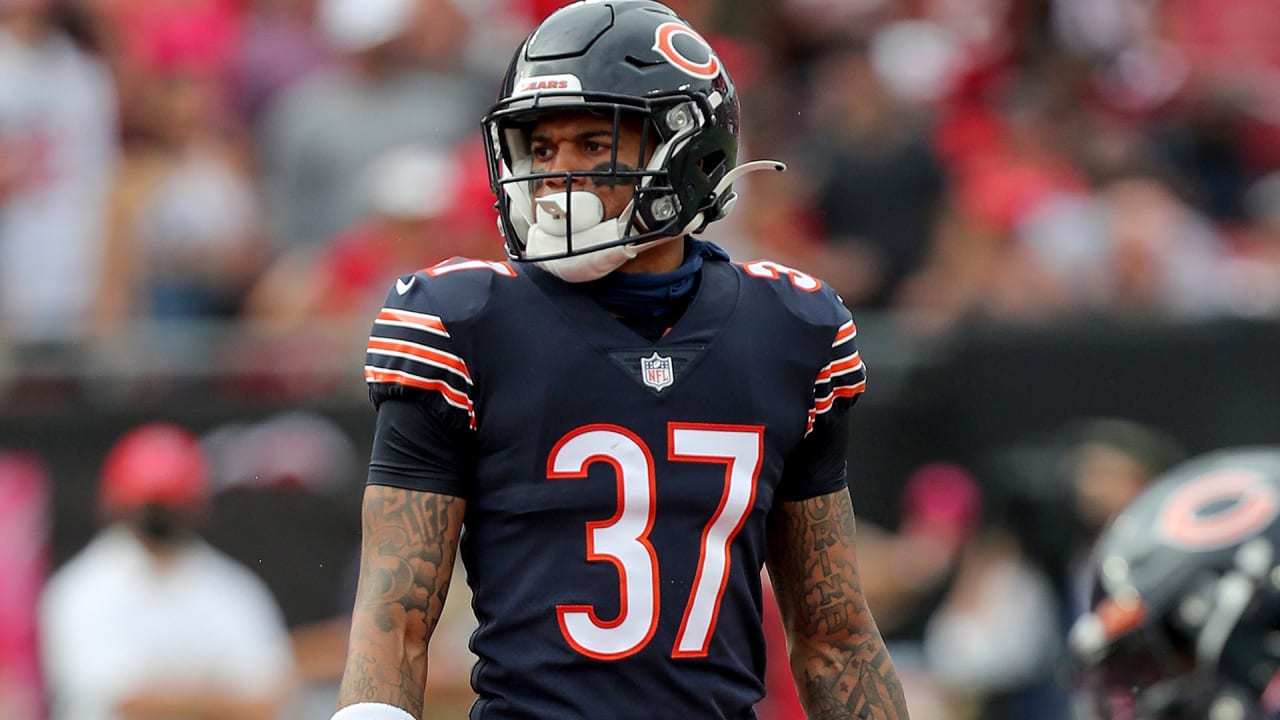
[[363, 255, 865, 720]]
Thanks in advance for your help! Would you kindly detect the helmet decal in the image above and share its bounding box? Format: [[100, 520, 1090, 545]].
[[513, 74, 583, 97], [1157, 469, 1280, 550], [652, 21, 721, 80]]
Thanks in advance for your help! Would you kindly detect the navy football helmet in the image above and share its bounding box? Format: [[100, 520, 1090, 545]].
[[482, 0, 782, 265], [1069, 447, 1280, 720]]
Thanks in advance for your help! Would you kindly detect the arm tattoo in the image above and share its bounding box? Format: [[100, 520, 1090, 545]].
[[337, 485, 466, 717], [767, 490, 911, 720]]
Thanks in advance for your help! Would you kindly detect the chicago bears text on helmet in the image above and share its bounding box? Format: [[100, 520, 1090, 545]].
[[1069, 447, 1280, 720], [482, 0, 781, 266]]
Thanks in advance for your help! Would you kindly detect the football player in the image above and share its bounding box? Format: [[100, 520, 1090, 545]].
[[332, 2, 910, 719], [1069, 447, 1280, 720]]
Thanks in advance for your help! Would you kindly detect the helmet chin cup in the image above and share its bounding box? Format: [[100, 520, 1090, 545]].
[[527, 191, 627, 260], [527, 191, 627, 282], [534, 191, 604, 235], [534, 235, 675, 283], [534, 244, 636, 283]]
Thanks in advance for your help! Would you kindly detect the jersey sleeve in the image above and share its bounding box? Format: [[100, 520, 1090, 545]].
[[367, 398, 474, 497], [777, 407, 853, 501], [736, 259, 867, 436], [807, 307, 866, 436], [736, 259, 867, 499], [784, 292, 864, 500], [364, 272, 476, 430]]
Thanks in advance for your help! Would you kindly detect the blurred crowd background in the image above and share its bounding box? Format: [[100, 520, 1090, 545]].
[[2, 0, 1280, 718]]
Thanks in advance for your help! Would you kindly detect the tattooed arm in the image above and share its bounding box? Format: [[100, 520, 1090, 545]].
[[765, 489, 910, 720], [336, 484, 466, 718]]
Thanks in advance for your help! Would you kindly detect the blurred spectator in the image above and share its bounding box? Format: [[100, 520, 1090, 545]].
[[195, 408, 477, 719], [97, 62, 264, 328], [247, 141, 497, 329], [795, 39, 947, 309], [0, 0, 117, 352], [1054, 418, 1185, 620], [1218, 169, 1280, 316], [964, 417, 1183, 720], [917, 459, 1066, 720], [258, 0, 489, 248], [39, 423, 296, 720], [853, 462, 988, 720], [892, 71, 1093, 333], [0, 452, 50, 720], [921, 517, 1064, 720], [232, 0, 331, 128], [859, 462, 983, 641], [1149, 91, 1254, 223], [240, 140, 499, 399], [1018, 170, 1236, 319], [892, 204, 1074, 336], [977, 419, 1184, 617], [909, 419, 1184, 720]]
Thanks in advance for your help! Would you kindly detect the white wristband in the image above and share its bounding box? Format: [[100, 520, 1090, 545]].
[[331, 702, 417, 720]]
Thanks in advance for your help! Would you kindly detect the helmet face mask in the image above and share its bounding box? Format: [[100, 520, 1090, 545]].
[[482, 1, 742, 267], [1075, 620, 1201, 719]]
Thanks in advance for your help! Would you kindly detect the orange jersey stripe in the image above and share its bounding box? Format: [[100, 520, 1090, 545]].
[[364, 368, 475, 426], [367, 337, 472, 384], [815, 352, 863, 382], [814, 381, 867, 413], [832, 321, 856, 346], [375, 309, 448, 336]]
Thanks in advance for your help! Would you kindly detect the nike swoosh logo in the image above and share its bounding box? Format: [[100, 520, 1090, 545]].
[[396, 276, 415, 295]]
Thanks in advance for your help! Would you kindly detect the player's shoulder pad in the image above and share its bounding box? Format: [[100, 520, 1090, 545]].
[[734, 258, 852, 329], [378, 257, 518, 324]]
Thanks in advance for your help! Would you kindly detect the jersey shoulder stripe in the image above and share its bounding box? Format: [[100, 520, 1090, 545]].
[[374, 308, 450, 338], [366, 337, 472, 385], [810, 318, 867, 434], [364, 261, 510, 428]]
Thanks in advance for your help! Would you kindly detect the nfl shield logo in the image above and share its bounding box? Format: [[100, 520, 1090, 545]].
[[640, 352, 674, 392]]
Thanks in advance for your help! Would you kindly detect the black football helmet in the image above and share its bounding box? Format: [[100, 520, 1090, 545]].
[[1069, 447, 1280, 720], [482, 0, 782, 263]]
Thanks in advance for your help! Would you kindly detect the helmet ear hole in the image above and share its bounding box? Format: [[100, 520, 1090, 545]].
[[699, 150, 726, 175]]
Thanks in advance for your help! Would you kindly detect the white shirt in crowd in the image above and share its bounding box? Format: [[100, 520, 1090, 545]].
[[0, 25, 116, 344], [39, 525, 296, 720]]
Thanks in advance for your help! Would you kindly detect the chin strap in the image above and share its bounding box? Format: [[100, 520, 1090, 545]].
[[717, 160, 788, 194], [688, 160, 787, 234]]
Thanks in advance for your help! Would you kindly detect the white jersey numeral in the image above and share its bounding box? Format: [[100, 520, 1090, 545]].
[[669, 424, 762, 657], [742, 259, 821, 292], [425, 258, 516, 277], [550, 425, 659, 659], [548, 423, 763, 660]]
